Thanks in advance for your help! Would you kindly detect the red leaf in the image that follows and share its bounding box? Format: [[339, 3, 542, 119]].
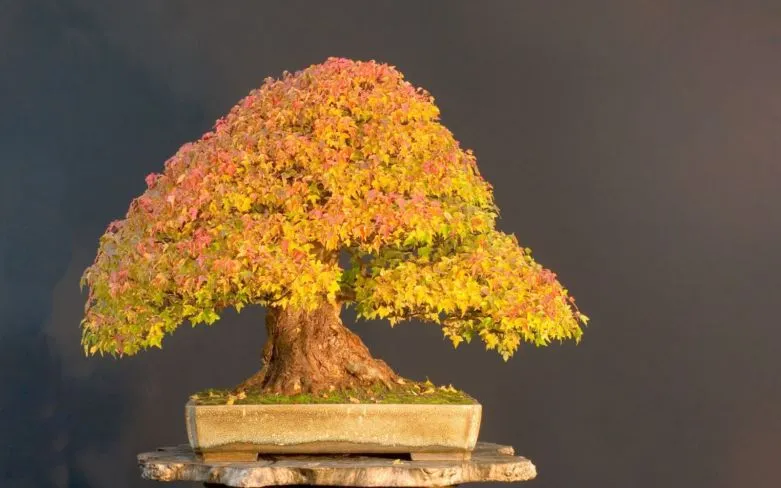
[[145, 173, 161, 188]]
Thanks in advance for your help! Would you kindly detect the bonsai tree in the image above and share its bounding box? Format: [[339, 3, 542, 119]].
[[81, 57, 588, 396]]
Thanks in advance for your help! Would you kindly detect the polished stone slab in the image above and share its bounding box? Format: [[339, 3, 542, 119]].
[[138, 441, 536, 487]]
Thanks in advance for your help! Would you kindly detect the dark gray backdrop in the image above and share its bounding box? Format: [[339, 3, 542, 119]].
[[2, 1, 779, 487]]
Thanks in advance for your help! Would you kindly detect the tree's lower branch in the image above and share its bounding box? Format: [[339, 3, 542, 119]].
[[336, 289, 356, 302]]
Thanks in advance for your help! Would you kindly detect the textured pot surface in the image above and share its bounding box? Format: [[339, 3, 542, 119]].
[[185, 400, 482, 456]]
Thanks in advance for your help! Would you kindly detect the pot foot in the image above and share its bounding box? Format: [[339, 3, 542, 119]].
[[410, 451, 472, 461], [199, 451, 258, 463]]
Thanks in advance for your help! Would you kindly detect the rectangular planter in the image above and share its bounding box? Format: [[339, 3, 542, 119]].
[[185, 400, 482, 462]]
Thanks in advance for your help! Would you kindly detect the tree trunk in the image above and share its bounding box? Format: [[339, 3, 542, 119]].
[[236, 301, 400, 395]]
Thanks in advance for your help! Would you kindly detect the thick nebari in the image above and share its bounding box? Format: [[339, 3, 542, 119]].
[[186, 401, 482, 461], [237, 301, 400, 395]]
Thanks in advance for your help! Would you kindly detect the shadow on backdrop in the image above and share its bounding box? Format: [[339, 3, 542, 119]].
[[1, 1, 201, 486]]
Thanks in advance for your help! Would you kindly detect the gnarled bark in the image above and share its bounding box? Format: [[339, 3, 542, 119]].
[[236, 301, 400, 395]]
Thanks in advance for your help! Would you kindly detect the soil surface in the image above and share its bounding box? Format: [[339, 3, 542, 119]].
[[192, 379, 476, 405]]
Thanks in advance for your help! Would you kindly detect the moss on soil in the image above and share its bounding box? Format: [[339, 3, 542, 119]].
[[190, 379, 475, 406]]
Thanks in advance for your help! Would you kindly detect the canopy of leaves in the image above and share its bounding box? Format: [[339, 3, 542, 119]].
[[81, 57, 587, 359]]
